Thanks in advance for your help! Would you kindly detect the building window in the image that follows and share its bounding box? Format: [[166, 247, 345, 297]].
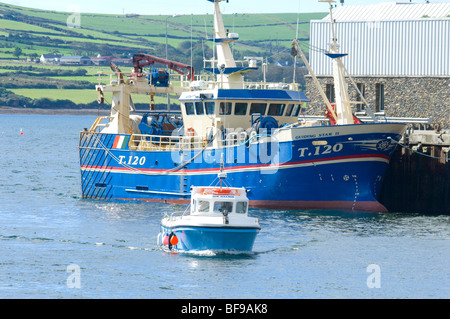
[[375, 83, 385, 113], [326, 84, 335, 103], [356, 83, 365, 112]]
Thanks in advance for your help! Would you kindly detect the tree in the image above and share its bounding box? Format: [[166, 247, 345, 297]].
[[13, 47, 22, 59]]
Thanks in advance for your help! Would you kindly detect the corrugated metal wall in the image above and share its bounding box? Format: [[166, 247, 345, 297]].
[[310, 19, 450, 76]]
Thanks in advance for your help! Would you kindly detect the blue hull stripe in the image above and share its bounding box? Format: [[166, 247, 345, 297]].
[[161, 226, 259, 251], [81, 153, 389, 176]]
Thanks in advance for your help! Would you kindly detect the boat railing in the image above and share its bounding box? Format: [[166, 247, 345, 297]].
[[128, 134, 208, 152], [164, 205, 190, 221], [96, 69, 299, 92], [96, 71, 127, 86], [203, 58, 251, 69], [223, 131, 248, 147], [88, 116, 110, 132], [97, 71, 193, 89]]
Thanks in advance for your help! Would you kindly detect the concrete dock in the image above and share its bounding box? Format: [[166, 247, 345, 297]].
[[381, 125, 450, 214]]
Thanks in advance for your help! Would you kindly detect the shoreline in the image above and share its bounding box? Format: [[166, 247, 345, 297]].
[[0, 107, 110, 116]]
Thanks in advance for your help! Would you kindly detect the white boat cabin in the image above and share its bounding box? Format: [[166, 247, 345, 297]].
[[190, 186, 249, 216]]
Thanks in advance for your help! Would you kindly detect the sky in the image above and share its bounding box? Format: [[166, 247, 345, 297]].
[[3, 0, 447, 15]]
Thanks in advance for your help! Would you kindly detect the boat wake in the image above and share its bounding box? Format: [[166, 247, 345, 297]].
[[157, 242, 257, 257]]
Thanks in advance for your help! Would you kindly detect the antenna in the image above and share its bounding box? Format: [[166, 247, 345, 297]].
[[293, 0, 300, 84]]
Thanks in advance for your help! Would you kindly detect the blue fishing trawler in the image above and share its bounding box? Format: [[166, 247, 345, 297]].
[[79, 0, 407, 212]]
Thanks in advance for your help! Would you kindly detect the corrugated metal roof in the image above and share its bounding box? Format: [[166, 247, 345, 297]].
[[321, 2, 450, 21], [310, 18, 450, 76]]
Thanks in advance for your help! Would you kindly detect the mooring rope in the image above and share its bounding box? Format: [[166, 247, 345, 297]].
[[387, 137, 448, 161]]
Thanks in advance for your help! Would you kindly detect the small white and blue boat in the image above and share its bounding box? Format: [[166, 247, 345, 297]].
[[158, 172, 260, 252]]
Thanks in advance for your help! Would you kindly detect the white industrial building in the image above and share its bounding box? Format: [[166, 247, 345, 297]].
[[305, 1, 450, 128]]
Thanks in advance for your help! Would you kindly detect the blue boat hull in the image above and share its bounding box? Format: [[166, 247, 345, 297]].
[[159, 226, 260, 252], [79, 123, 406, 212]]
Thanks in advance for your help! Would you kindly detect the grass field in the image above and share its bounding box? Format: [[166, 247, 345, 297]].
[[0, 2, 325, 58], [10, 88, 98, 104], [10, 88, 178, 106], [0, 2, 325, 108]]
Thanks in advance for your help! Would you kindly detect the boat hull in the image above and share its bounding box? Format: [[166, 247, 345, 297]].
[[159, 225, 260, 252], [79, 123, 407, 212]]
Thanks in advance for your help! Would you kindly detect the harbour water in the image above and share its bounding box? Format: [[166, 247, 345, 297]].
[[0, 114, 448, 299]]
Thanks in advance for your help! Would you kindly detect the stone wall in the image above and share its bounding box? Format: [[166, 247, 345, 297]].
[[304, 76, 450, 129]]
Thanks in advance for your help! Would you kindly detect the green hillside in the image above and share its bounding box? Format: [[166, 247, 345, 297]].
[[0, 2, 326, 111]]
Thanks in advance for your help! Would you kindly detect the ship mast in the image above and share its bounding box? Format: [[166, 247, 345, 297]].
[[212, 0, 236, 70], [321, 0, 354, 124], [207, 0, 252, 89]]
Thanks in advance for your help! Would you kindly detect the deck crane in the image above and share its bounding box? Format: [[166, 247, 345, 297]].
[[95, 54, 194, 134], [132, 53, 195, 82]]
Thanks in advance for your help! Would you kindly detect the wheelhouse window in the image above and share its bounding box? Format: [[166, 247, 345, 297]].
[[285, 104, 294, 116], [291, 104, 301, 117], [234, 103, 248, 115], [185, 102, 195, 115], [219, 102, 232, 115], [268, 104, 286, 116], [195, 101, 204, 115], [236, 201, 247, 214], [205, 101, 215, 115], [250, 103, 267, 115], [198, 200, 210, 213], [213, 201, 233, 213]]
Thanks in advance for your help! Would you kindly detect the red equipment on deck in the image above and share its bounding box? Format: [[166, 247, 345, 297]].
[[132, 53, 195, 82], [325, 103, 363, 125]]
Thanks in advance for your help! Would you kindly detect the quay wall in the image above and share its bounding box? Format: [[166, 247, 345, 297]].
[[304, 76, 450, 129], [380, 130, 450, 214]]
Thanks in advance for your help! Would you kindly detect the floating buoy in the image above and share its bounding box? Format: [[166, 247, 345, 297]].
[[20, 128, 23, 135], [170, 234, 178, 246]]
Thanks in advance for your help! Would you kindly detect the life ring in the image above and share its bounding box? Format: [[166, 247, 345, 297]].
[[186, 127, 195, 137]]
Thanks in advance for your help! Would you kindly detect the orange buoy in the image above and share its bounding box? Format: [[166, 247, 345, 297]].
[[170, 234, 178, 246]]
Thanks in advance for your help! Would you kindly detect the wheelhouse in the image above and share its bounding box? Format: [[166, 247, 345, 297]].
[[179, 89, 310, 138], [190, 186, 249, 215]]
